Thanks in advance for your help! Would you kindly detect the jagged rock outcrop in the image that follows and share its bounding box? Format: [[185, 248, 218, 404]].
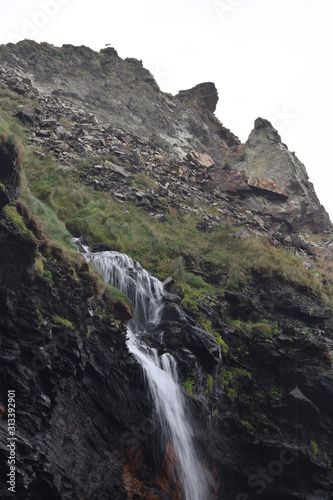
[[176, 82, 219, 114], [227, 117, 331, 233]]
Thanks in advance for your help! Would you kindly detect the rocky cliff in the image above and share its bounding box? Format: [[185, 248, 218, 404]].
[[0, 41, 239, 161], [0, 40, 333, 500]]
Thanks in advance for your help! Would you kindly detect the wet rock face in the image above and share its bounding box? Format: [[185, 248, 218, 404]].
[[152, 301, 221, 371], [0, 140, 35, 272]]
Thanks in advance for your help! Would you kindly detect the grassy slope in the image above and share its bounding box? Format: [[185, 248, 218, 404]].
[[1, 87, 333, 316]]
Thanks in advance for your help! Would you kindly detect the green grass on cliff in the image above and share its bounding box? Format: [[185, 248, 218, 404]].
[[21, 148, 333, 307], [1, 89, 333, 311]]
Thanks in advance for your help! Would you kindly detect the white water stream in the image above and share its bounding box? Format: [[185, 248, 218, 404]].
[[85, 250, 211, 500]]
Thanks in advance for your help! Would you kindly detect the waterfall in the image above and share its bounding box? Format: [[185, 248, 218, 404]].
[[86, 250, 212, 500]]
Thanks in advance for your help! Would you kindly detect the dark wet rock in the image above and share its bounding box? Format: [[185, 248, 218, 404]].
[[0, 213, 143, 500], [90, 243, 113, 252], [297, 367, 333, 416], [153, 303, 221, 370], [160, 302, 196, 325], [0, 139, 20, 201], [0, 185, 9, 208], [272, 290, 331, 324]]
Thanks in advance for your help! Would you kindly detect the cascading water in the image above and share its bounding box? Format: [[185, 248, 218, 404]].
[[85, 250, 212, 500]]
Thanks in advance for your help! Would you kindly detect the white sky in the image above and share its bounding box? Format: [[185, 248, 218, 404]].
[[1, 0, 333, 222]]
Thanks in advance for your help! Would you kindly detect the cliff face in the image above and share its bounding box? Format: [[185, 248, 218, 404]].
[[0, 41, 333, 500]]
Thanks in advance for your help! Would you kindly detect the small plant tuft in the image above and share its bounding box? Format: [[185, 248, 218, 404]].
[[182, 378, 195, 395], [42, 270, 52, 281], [52, 315, 74, 329], [310, 440, 318, 456], [228, 388, 237, 400]]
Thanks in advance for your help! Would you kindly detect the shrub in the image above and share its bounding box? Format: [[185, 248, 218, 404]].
[[168, 256, 185, 281], [222, 368, 251, 398], [252, 320, 272, 335]]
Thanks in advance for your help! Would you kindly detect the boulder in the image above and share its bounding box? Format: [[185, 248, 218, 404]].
[[105, 161, 132, 178], [210, 170, 252, 194], [15, 104, 38, 124]]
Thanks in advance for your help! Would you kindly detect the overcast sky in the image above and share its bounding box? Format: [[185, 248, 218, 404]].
[[1, 0, 333, 221]]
